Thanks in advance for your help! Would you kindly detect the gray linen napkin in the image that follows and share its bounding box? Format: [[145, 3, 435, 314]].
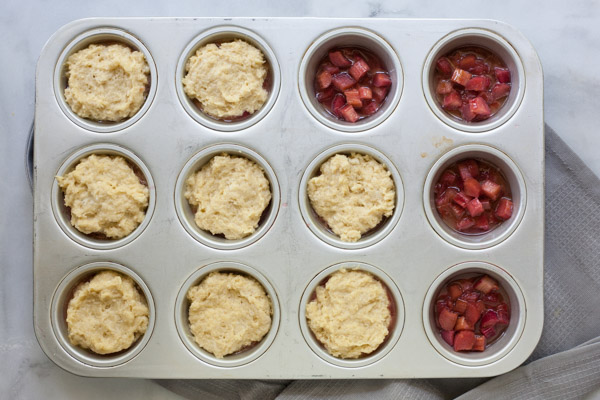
[[157, 125, 600, 399]]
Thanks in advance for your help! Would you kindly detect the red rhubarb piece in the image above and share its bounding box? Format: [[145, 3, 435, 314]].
[[451, 68, 472, 86], [459, 290, 480, 303], [317, 70, 333, 89], [441, 330, 456, 346], [453, 299, 468, 314], [494, 67, 511, 83], [436, 188, 458, 207], [480, 199, 491, 210], [474, 214, 490, 231], [440, 170, 457, 187], [491, 83, 511, 100], [344, 89, 362, 108], [372, 86, 389, 102], [480, 180, 502, 201], [372, 73, 392, 87], [436, 298, 450, 316], [480, 325, 496, 339], [456, 217, 475, 231], [497, 303, 510, 325], [450, 204, 465, 219], [443, 90, 462, 110], [436, 57, 454, 77], [362, 101, 378, 115], [469, 60, 490, 75], [331, 93, 346, 117], [469, 97, 492, 117], [459, 54, 478, 70], [454, 330, 476, 351], [465, 75, 492, 91], [474, 275, 499, 295], [455, 316, 475, 331], [436, 80, 453, 95], [358, 87, 372, 100], [495, 198, 513, 220], [483, 292, 500, 304], [458, 159, 479, 180], [339, 104, 359, 123], [457, 279, 474, 292], [349, 59, 370, 81], [463, 178, 481, 198], [465, 302, 482, 325], [328, 50, 351, 68], [448, 283, 463, 300], [466, 198, 485, 217], [453, 192, 472, 208], [439, 308, 459, 331], [332, 73, 356, 91], [321, 63, 340, 74], [480, 309, 500, 328], [473, 335, 486, 351], [461, 102, 476, 121], [316, 87, 335, 102]]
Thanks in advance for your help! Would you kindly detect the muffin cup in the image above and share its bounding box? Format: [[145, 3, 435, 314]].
[[53, 27, 157, 133], [50, 262, 155, 368], [423, 144, 526, 250], [299, 27, 403, 133], [299, 143, 404, 249], [174, 143, 280, 250], [51, 143, 156, 250], [422, 28, 525, 133], [299, 262, 404, 368], [422, 261, 526, 366], [175, 26, 281, 132], [174, 262, 281, 367]]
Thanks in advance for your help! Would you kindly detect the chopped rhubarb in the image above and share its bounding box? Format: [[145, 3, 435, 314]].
[[436, 188, 458, 207], [455, 316, 474, 331], [492, 83, 511, 100], [331, 94, 346, 117], [463, 178, 481, 198], [480, 325, 496, 339], [453, 192, 472, 208], [372, 73, 392, 87], [436, 57, 454, 77], [339, 104, 359, 123], [465, 302, 482, 325], [362, 101, 378, 115], [461, 102, 476, 121], [448, 283, 463, 300], [440, 170, 457, 187], [441, 330, 456, 346], [316, 87, 335, 102], [328, 50, 351, 67], [454, 298, 468, 314], [466, 198, 484, 217], [457, 279, 473, 292], [454, 331, 476, 351], [480, 180, 502, 201], [469, 60, 490, 75], [349, 59, 370, 81], [480, 310, 500, 328], [439, 308, 459, 331], [358, 87, 372, 100], [456, 217, 475, 231], [443, 91, 462, 110], [465, 75, 491, 91], [450, 204, 465, 219], [495, 198, 513, 220], [372, 86, 389, 102], [474, 275, 499, 295], [473, 335, 486, 351], [344, 89, 362, 108], [317, 70, 333, 89], [321, 63, 340, 74], [458, 54, 477, 70], [474, 214, 490, 231], [494, 67, 511, 83], [332, 73, 356, 91], [436, 80, 454, 95], [469, 97, 491, 117], [451, 68, 472, 86], [458, 159, 479, 180]]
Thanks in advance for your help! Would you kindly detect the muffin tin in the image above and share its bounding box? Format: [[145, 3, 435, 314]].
[[33, 18, 544, 378]]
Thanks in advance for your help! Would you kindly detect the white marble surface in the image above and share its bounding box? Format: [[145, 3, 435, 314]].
[[1, 0, 598, 398]]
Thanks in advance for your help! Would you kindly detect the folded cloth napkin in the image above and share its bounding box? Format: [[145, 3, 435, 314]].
[[157, 125, 600, 399]]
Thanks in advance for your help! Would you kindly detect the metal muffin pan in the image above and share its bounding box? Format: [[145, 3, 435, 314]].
[[33, 18, 544, 378]]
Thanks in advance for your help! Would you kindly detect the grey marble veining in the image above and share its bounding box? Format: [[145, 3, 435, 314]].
[[1, 0, 598, 398]]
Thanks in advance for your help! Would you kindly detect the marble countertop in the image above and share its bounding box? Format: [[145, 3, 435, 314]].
[[1, 0, 598, 398]]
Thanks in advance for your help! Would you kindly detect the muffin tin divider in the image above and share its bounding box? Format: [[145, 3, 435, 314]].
[[34, 18, 543, 378]]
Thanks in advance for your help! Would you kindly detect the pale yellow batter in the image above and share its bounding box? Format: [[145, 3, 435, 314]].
[[64, 43, 150, 121], [187, 272, 272, 358], [306, 268, 391, 359], [307, 153, 396, 242], [66, 270, 149, 355], [182, 40, 268, 119], [184, 154, 271, 240], [57, 154, 149, 239]]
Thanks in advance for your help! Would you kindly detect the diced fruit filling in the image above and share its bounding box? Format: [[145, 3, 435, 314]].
[[434, 47, 512, 122], [315, 47, 392, 123], [434, 158, 513, 234], [434, 274, 511, 352]]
